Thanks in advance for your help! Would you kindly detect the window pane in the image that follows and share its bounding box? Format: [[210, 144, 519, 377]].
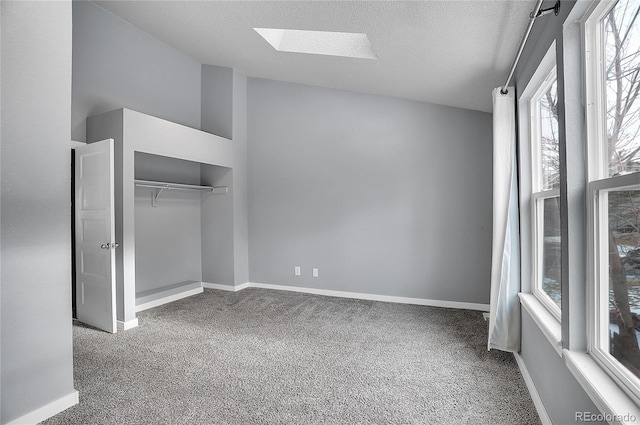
[[608, 189, 640, 378], [542, 197, 561, 308], [604, 0, 640, 177], [539, 80, 560, 190]]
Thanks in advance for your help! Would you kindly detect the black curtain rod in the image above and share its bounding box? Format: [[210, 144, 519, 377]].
[[500, 0, 561, 95]]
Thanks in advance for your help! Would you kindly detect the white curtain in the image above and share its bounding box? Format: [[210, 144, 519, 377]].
[[488, 87, 521, 352]]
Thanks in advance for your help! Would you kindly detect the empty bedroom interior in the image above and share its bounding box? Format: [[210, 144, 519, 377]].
[[2, 0, 640, 424]]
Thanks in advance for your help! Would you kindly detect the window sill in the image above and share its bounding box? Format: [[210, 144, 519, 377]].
[[518, 292, 563, 357], [564, 350, 640, 424]]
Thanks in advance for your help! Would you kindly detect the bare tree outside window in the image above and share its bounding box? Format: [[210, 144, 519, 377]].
[[540, 80, 560, 190], [604, 0, 640, 379], [606, 0, 640, 177], [537, 77, 562, 308], [542, 197, 561, 308]]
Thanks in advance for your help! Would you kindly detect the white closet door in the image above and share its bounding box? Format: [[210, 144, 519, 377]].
[[75, 139, 117, 333]]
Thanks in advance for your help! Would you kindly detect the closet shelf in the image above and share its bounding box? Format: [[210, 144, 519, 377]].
[[135, 179, 228, 207]]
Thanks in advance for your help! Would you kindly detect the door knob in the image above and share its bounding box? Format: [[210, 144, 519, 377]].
[[111, 242, 119, 249], [100, 243, 110, 249]]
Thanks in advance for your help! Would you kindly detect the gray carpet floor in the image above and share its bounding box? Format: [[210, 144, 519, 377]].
[[44, 288, 539, 424]]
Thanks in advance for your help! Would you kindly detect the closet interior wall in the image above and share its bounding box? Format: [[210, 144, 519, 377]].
[[200, 164, 235, 286], [134, 153, 203, 295], [134, 152, 235, 301]]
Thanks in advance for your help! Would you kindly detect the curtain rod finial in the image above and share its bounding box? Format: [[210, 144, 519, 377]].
[[531, 0, 560, 19]]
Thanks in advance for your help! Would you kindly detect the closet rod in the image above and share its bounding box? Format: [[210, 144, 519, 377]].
[[500, 0, 560, 94], [134, 179, 227, 193], [135, 179, 228, 207]]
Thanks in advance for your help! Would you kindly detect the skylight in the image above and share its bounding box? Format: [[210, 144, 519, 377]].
[[254, 28, 377, 60]]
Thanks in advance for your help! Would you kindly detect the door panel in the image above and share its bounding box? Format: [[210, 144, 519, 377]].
[[75, 139, 116, 333]]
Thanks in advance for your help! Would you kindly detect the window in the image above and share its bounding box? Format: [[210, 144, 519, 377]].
[[585, 0, 640, 403], [530, 66, 562, 319]]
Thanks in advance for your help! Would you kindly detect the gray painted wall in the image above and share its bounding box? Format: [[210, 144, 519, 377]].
[[0, 3, 3, 417], [521, 311, 603, 424], [201, 66, 250, 286], [1, 1, 75, 422], [201, 165, 235, 285], [247, 78, 493, 303], [201, 65, 233, 140], [73, 7, 250, 290], [134, 153, 203, 293], [231, 70, 250, 285], [200, 65, 235, 285], [72, 1, 201, 142]]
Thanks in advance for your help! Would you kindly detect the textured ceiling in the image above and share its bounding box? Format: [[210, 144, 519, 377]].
[[93, 0, 536, 113]]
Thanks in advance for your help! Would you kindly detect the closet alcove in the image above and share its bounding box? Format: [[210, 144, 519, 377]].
[[84, 108, 237, 330], [134, 152, 230, 311]]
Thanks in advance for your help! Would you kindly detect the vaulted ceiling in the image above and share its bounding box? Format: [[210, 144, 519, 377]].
[[94, 1, 536, 113]]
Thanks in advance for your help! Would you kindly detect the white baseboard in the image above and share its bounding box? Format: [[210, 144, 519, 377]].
[[202, 282, 249, 292], [202, 281, 489, 312], [514, 352, 552, 425], [250, 282, 489, 311], [6, 390, 79, 425], [117, 318, 139, 331], [136, 284, 203, 312]]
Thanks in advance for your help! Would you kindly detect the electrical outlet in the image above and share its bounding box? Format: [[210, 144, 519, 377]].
[[295, 266, 301, 276], [312, 268, 319, 277]]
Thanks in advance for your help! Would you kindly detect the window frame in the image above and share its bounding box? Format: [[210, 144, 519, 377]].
[[584, 0, 640, 405], [529, 64, 563, 321], [531, 189, 562, 318]]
